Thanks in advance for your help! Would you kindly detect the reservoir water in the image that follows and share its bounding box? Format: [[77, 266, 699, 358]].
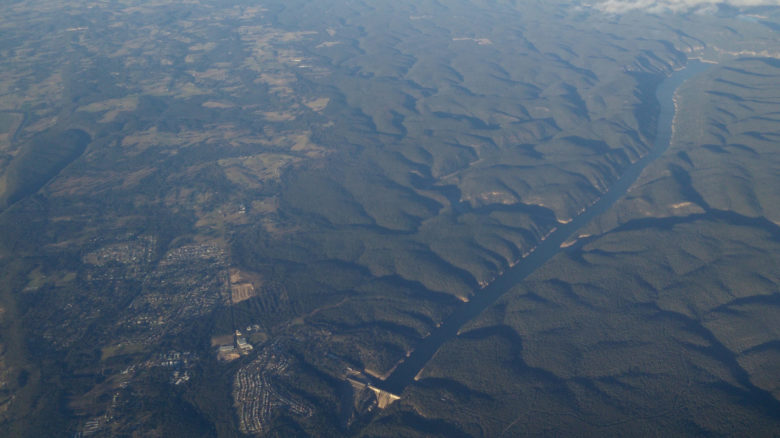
[[374, 60, 710, 395]]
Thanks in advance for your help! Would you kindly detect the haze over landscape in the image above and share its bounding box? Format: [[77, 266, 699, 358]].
[[1, 0, 779, 436], [593, 0, 780, 14]]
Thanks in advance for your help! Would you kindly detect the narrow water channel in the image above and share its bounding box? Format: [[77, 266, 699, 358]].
[[374, 60, 710, 395]]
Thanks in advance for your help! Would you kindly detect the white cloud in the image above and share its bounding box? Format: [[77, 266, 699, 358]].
[[592, 0, 780, 14]]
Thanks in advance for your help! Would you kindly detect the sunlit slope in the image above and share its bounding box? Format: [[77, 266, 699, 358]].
[[228, 0, 777, 383], [675, 59, 780, 223], [584, 58, 780, 233], [234, 0, 696, 379], [264, 0, 688, 306], [370, 216, 780, 437], [367, 48, 780, 438], [2, 0, 779, 435]]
